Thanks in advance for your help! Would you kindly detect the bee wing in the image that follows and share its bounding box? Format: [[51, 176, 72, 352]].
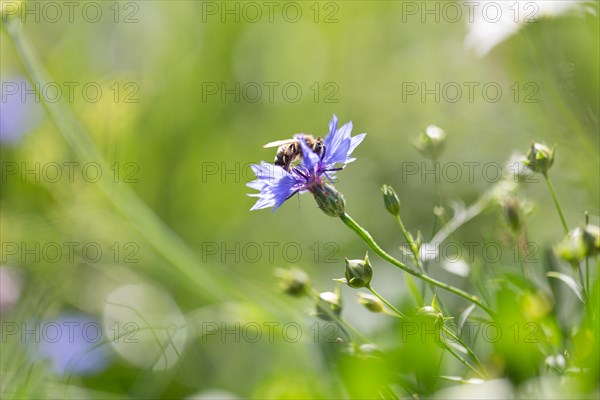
[[263, 139, 299, 148]]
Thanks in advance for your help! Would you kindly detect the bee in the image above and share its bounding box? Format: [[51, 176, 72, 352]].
[[263, 135, 325, 171]]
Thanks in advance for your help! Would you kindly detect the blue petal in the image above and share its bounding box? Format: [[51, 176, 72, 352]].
[[328, 115, 338, 137], [324, 121, 352, 166], [345, 133, 367, 164], [348, 133, 366, 154], [264, 174, 302, 211], [248, 167, 303, 211], [249, 161, 287, 182]]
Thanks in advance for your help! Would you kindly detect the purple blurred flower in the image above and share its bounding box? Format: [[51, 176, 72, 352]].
[[30, 313, 111, 376], [0, 76, 43, 144], [247, 115, 365, 212]]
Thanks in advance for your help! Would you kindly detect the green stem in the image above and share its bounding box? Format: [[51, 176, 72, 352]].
[[443, 344, 485, 379], [395, 214, 447, 314], [340, 213, 494, 316], [585, 256, 590, 298], [543, 173, 569, 234], [430, 158, 441, 240], [542, 174, 587, 301], [395, 213, 427, 303], [514, 233, 529, 279], [367, 285, 408, 319], [585, 212, 590, 296], [441, 327, 487, 378], [395, 215, 423, 272], [577, 266, 588, 303]]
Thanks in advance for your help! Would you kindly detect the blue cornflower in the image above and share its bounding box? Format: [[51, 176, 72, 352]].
[[247, 115, 366, 215], [29, 313, 111, 376]]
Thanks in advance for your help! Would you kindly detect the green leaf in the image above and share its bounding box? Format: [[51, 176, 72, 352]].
[[406, 275, 423, 306], [547, 272, 584, 302], [458, 304, 476, 330], [439, 376, 486, 384]]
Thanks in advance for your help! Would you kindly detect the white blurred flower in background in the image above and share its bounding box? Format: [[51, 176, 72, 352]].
[[103, 283, 188, 371], [0, 266, 23, 315], [465, 1, 595, 57]]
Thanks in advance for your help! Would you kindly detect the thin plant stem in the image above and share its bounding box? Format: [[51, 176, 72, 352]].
[[370, 293, 485, 379], [367, 285, 407, 319], [394, 214, 447, 315], [543, 173, 568, 234], [395, 213, 428, 303], [585, 212, 590, 296], [578, 266, 587, 302], [585, 257, 590, 299], [441, 341, 485, 379], [514, 232, 529, 279], [441, 327, 486, 378], [395, 215, 423, 272], [541, 174, 589, 302], [340, 213, 494, 316], [430, 158, 441, 240]]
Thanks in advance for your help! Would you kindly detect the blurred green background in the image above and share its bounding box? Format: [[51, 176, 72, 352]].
[[1, 1, 599, 398]]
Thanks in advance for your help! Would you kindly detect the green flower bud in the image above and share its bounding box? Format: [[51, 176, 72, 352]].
[[343, 254, 372, 289], [524, 143, 555, 175], [416, 305, 445, 330], [416, 305, 440, 318], [583, 224, 600, 256], [356, 292, 384, 313], [414, 125, 446, 160], [503, 197, 521, 232], [554, 227, 586, 263], [275, 268, 309, 297], [555, 225, 600, 263], [381, 185, 401, 215], [502, 196, 531, 233], [315, 289, 342, 321], [312, 183, 345, 217], [417, 295, 444, 321], [545, 354, 566, 373], [433, 206, 445, 218]]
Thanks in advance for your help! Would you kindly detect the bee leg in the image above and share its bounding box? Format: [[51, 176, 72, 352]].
[[319, 144, 327, 159]]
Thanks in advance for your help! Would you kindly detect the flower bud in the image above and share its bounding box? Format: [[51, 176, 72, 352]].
[[416, 305, 441, 319], [343, 254, 372, 289], [381, 185, 401, 215], [545, 354, 566, 373], [356, 292, 384, 313], [312, 183, 345, 217], [556, 224, 600, 263], [315, 289, 342, 320], [524, 143, 555, 174], [502, 196, 530, 233], [554, 227, 586, 263], [416, 305, 445, 330], [275, 268, 309, 297], [414, 125, 446, 160]]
